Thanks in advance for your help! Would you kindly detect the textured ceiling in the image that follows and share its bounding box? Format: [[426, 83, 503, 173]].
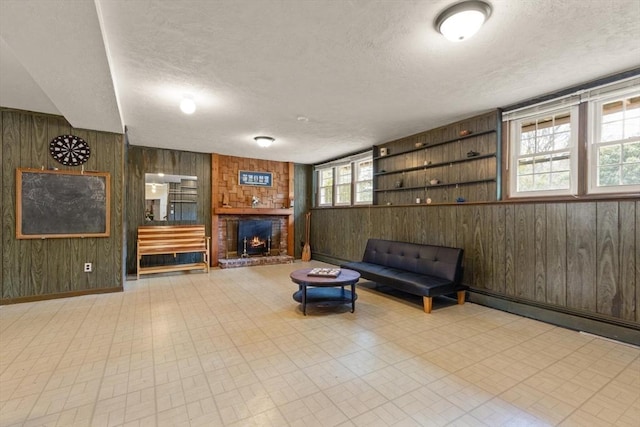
[[1, 0, 639, 164]]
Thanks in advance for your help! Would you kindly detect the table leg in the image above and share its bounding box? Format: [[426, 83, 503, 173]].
[[351, 282, 355, 313], [302, 284, 307, 316]]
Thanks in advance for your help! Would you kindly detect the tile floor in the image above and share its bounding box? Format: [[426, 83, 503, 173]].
[[1, 261, 639, 427]]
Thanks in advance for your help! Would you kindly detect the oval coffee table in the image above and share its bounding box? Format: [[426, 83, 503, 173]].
[[290, 268, 360, 315]]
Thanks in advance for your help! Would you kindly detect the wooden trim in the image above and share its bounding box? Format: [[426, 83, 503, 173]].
[[211, 215, 220, 267], [213, 207, 293, 215], [288, 163, 295, 257], [457, 290, 466, 305], [288, 163, 295, 206], [0, 287, 123, 305], [577, 102, 589, 195], [311, 192, 640, 208], [502, 193, 640, 203], [500, 117, 508, 200], [211, 154, 220, 265]]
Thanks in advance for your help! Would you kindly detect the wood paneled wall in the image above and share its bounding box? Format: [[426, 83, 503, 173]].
[[125, 146, 211, 274], [293, 163, 313, 259], [311, 201, 639, 327], [374, 111, 499, 205], [1, 109, 124, 302]]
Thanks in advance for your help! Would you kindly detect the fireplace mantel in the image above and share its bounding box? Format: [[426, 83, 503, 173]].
[[214, 207, 293, 216]]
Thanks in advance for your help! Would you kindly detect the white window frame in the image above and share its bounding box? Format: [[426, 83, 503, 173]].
[[354, 157, 373, 205], [588, 88, 640, 194], [335, 164, 352, 206], [314, 151, 372, 207], [317, 167, 333, 207], [507, 105, 579, 198]]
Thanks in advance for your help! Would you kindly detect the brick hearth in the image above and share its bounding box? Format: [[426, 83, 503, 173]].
[[218, 255, 294, 269]]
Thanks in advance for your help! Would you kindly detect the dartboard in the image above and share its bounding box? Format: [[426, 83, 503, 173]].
[[49, 135, 91, 166]]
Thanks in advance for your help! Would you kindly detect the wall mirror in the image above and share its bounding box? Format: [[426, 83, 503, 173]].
[[144, 173, 198, 221]]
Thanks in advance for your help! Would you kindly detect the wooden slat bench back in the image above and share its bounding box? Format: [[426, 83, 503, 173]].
[[137, 225, 210, 279]]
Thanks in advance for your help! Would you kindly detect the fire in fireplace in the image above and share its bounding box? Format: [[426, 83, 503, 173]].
[[238, 220, 272, 257]]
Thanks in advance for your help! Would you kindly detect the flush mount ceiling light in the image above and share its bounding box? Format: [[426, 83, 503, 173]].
[[254, 136, 275, 148], [180, 97, 196, 114], [435, 0, 492, 42]]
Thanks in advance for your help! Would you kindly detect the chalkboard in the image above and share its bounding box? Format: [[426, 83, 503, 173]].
[[16, 168, 110, 239]]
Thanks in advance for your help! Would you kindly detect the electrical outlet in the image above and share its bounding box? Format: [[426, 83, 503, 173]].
[[84, 263, 92, 273]]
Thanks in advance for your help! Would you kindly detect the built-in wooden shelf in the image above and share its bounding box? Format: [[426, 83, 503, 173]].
[[214, 207, 293, 215], [374, 178, 496, 192], [375, 153, 496, 176], [372, 112, 500, 205], [373, 129, 496, 160]]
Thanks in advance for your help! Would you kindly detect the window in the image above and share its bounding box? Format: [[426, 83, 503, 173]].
[[589, 91, 640, 194], [314, 151, 372, 206], [505, 76, 639, 199], [354, 158, 373, 204], [318, 168, 333, 206], [508, 106, 579, 197], [335, 164, 352, 205]]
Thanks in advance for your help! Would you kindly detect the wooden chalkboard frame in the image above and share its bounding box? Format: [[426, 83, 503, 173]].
[[16, 168, 111, 239]]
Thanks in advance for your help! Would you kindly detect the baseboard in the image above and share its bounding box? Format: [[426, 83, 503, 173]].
[[468, 291, 640, 346], [310, 253, 347, 266], [0, 287, 123, 305]]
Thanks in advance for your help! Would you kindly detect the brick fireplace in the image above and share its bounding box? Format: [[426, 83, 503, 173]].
[[213, 208, 294, 268], [211, 154, 295, 267]]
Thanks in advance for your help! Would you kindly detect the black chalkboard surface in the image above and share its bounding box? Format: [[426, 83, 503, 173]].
[[16, 168, 110, 239]]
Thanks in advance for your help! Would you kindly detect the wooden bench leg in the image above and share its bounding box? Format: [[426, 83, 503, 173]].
[[422, 296, 433, 313], [457, 290, 465, 305]]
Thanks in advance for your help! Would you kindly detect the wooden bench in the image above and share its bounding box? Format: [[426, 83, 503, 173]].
[[137, 225, 210, 279]]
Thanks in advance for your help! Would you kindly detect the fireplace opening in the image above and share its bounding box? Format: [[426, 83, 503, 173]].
[[238, 220, 271, 257]]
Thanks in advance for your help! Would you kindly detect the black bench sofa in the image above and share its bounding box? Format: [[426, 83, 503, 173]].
[[341, 238, 466, 313]]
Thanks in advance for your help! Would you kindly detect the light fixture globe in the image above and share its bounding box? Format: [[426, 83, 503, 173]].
[[254, 136, 275, 148], [180, 98, 196, 114], [435, 0, 492, 42]]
